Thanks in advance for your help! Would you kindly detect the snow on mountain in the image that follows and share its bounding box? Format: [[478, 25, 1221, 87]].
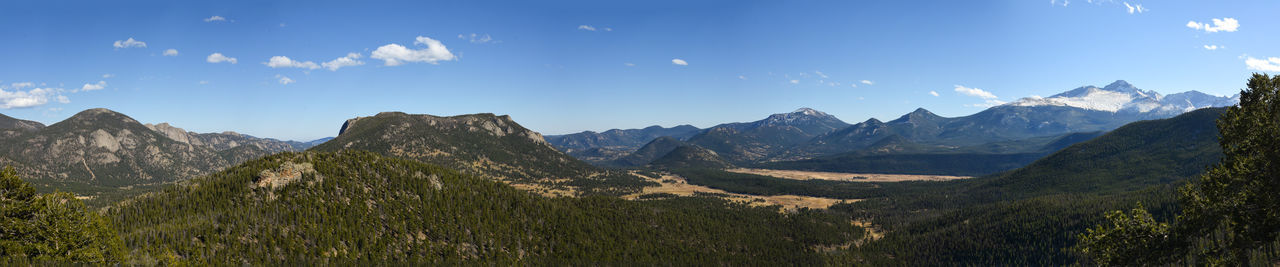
[[754, 107, 842, 126], [1005, 80, 1238, 115]]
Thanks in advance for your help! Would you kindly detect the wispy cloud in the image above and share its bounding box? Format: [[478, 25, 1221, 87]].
[[1187, 18, 1239, 33], [276, 74, 295, 85], [163, 49, 179, 56], [814, 71, 829, 78], [371, 36, 456, 66], [1123, 2, 1146, 14], [113, 37, 146, 49], [81, 81, 107, 91], [624, 63, 636, 67], [458, 33, 497, 44], [738, 75, 747, 80], [322, 53, 364, 71], [266, 56, 320, 69], [204, 16, 227, 22], [101, 74, 114, 79], [860, 80, 874, 85], [578, 25, 597, 31], [266, 53, 365, 71], [671, 59, 688, 66], [930, 91, 939, 97], [1245, 57, 1280, 72], [1203, 45, 1221, 51], [789, 80, 799, 84], [207, 53, 238, 64], [10, 82, 34, 89], [954, 85, 998, 99]]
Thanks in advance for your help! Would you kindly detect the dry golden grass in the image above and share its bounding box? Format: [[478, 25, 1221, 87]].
[[726, 168, 971, 182], [508, 182, 577, 198], [620, 171, 858, 211]]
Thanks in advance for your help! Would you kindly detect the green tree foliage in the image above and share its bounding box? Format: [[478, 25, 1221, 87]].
[[0, 166, 126, 263], [109, 151, 865, 264], [1077, 204, 1171, 265], [1080, 74, 1280, 265]]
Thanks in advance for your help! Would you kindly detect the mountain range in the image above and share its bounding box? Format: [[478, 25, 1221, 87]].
[[545, 125, 701, 164], [0, 109, 332, 201], [550, 80, 1237, 173]]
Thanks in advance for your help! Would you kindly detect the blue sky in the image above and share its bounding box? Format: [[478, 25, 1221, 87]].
[[0, 0, 1276, 141]]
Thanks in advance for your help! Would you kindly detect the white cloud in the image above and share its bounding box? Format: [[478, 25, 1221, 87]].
[[266, 53, 365, 71], [0, 87, 63, 109], [266, 56, 320, 69], [101, 74, 114, 78], [954, 85, 998, 99], [198, 80, 211, 85], [204, 16, 227, 22], [1123, 2, 1146, 14], [671, 59, 688, 66], [10, 82, 34, 89], [113, 37, 146, 48], [860, 80, 874, 85], [789, 80, 800, 84], [458, 33, 495, 44], [815, 71, 829, 78], [930, 91, 940, 97], [322, 53, 364, 71], [1186, 18, 1239, 33], [276, 75, 295, 85], [163, 49, 179, 56], [738, 75, 747, 80], [850, 83, 858, 88], [578, 25, 597, 31], [624, 63, 636, 67], [81, 81, 107, 91], [370, 36, 456, 66], [1245, 57, 1280, 72], [207, 53, 238, 64], [1203, 45, 1221, 51]]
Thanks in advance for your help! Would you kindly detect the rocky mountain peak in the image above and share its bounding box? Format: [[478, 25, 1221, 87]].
[[757, 107, 843, 127], [892, 108, 942, 123], [64, 108, 139, 126], [1102, 80, 1136, 93]]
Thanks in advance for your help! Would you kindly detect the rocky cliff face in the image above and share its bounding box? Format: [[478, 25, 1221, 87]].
[[144, 123, 297, 153], [0, 109, 233, 187], [0, 109, 294, 191]]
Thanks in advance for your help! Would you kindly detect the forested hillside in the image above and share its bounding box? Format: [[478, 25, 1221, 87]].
[[105, 151, 865, 264]]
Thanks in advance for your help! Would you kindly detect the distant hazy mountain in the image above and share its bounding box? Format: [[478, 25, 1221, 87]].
[[685, 108, 850, 164], [789, 80, 1237, 160], [286, 136, 334, 150], [545, 125, 701, 162], [1007, 80, 1238, 115], [310, 111, 649, 196]]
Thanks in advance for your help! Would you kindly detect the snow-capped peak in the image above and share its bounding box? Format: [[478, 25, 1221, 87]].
[[755, 108, 840, 126], [1006, 80, 1237, 115], [793, 107, 824, 116]]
